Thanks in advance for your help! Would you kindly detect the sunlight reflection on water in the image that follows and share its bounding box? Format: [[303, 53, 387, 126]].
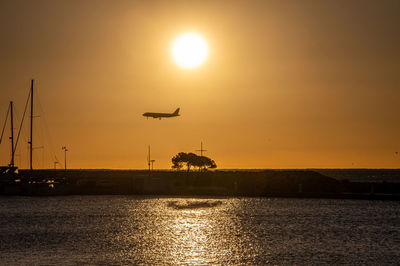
[[0, 196, 399, 264]]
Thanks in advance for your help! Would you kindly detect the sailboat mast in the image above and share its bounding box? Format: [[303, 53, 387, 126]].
[[29, 79, 34, 171], [10, 101, 14, 167]]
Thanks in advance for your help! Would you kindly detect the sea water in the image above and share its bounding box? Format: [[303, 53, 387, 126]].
[[0, 196, 399, 264]]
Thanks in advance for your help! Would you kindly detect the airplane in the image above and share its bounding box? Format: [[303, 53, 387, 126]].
[[142, 108, 180, 120]]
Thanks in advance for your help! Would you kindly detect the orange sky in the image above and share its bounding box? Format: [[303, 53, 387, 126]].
[[1, 0, 399, 169]]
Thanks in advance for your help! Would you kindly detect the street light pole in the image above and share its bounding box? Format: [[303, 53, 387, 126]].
[[62, 146, 68, 170], [147, 145, 151, 171]]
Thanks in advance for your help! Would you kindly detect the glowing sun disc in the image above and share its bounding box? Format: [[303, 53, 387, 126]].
[[172, 33, 208, 69]]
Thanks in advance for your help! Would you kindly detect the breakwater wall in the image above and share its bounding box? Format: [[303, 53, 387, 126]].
[[2, 169, 397, 199]]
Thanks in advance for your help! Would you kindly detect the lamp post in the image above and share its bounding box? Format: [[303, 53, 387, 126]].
[[147, 145, 151, 171], [54, 161, 59, 170], [62, 146, 68, 170]]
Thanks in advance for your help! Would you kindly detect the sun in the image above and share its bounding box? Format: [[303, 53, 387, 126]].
[[172, 33, 208, 69]]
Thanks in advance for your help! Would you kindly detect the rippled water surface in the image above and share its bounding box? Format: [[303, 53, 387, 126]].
[[0, 196, 399, 264]]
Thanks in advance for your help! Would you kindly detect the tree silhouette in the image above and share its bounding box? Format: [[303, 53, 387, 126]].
[[172, 152, 217, 171], [171, 152, 188, 171]]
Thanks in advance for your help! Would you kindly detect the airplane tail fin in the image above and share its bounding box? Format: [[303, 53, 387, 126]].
[[173, 108, 180, 115]]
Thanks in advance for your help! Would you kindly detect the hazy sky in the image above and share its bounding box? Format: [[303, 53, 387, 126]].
[[1, 0, 399, 169]]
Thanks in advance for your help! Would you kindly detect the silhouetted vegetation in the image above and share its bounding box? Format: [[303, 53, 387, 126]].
[[171, 152, 217, 171]]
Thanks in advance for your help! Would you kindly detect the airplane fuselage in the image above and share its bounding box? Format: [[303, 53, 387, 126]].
[[142, 108, 180, 120]]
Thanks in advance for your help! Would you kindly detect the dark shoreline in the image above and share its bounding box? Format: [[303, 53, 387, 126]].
[[0, 169, 399, 200]]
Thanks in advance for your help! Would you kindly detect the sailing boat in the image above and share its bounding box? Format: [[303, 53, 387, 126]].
[[1, 80, 45, 193], [0, 79, 34, 171], [1, 79, 69, 195]]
